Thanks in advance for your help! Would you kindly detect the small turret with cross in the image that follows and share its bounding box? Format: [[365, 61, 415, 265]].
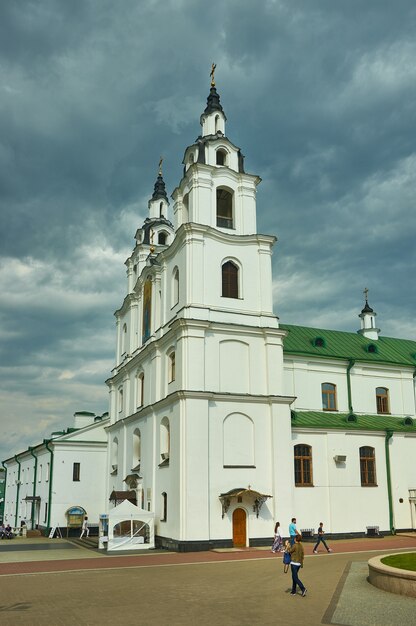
[[358, 288, 380, 340]]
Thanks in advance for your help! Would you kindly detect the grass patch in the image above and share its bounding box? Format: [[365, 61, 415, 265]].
[[381, 553, 416, 571]]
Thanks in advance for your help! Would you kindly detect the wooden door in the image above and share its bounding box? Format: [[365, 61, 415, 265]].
[[232, 508, 247, 547]]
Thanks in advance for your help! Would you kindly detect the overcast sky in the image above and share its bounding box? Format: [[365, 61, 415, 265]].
[[1, 0, 415, 461]]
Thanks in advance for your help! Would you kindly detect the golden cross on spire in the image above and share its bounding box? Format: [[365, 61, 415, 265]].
[[158, 156, 163, 176], [210, 62, 216, 87], [364, 287, 369, 301]]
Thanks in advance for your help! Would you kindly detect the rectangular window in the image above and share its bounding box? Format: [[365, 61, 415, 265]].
[[44, 502, 48, 524], [73, 462, 80, 482], [46, 462, 49, 482], [294, 457, 312, 485], [294, 444, 313, 486], [360, 447, 377, 486]]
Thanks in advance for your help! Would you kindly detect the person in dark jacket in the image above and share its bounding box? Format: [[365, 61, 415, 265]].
[[313, 522, 333, 553], [289, 534, 307, 596]]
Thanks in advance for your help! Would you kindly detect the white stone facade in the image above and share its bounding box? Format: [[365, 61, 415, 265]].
[[105, 84, 416, 550], [3, 413, 108, 532]]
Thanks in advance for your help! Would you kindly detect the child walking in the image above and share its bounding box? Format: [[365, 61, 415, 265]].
[[282, 540, 291, 573]]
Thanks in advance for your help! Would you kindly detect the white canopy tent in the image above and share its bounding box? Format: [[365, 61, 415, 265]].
[[106, 499, 155, 551]]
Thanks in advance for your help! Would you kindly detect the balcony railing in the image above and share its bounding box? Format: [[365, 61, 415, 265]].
[[216, 216, 233, 229]]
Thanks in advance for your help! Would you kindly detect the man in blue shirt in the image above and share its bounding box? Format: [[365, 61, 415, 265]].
[[289, 517, 300, 545]]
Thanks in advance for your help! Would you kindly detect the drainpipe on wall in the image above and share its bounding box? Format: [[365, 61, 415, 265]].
[[44, 440, 54, 530], [1, 461, 7, 522], [14, 455, 22, 527], [385, 429, 395, 535], [28, 447, 38, 529], [413, 369, 416, 406], [346, 359, 355, 413]]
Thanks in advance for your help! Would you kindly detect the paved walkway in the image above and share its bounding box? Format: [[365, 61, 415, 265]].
[[0, 534, 415, 625]]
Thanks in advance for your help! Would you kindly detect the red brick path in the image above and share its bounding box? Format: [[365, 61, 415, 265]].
[[0, 534, 415, 576]]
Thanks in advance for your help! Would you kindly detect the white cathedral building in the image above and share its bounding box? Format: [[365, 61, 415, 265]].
[[3, 78, 416, 548], [105, 78, 416, 551]]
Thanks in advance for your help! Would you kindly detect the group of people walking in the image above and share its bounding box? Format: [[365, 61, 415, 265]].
[[272, 518, 333, 597]]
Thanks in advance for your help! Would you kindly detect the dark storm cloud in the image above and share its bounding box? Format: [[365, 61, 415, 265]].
[[0, 0, 415, 459]]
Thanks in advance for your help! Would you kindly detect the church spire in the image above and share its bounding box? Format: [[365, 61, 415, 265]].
[[200, 64, 226, 137], [150, 157, 168, 204], [131, 159, 174, 283], [148, 158, 169, 218]]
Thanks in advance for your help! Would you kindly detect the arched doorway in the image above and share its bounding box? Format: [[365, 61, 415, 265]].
[[232, 508, 247, 547]]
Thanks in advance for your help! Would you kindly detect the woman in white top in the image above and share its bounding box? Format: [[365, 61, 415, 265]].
[[271, 521, 284, 553]]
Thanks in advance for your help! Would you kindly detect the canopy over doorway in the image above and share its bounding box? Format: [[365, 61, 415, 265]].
[[219, 487, 272, 518]]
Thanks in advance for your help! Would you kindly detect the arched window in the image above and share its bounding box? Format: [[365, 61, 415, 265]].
[[216, 149, 227, 166], [142, 279, 152, 343], [360, 446, 377, 486], [137, 372, 144, 408], [159, 202, 163, 217], [161, 492, 167, 522], [111, 438, 118, 474], [121, 323, 127, 355], [168, 351, 176, 383], [132, 429, 141, 468], [376, 387, 389, 414], [322, 383, 337, 411], [160, 417, 170, 462], [222, 261, 239, 298], [118, 387, 124, 413], [172, 267, 179, 307], [216, 188, 233, 228], [158, 232, 166, 245], [294, 444, 313, 486], [182, 193, 189, 223], [215, 115, 220, 133]]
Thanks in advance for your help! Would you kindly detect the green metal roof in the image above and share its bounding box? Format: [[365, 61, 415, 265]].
[[280, 323, 416, 367], [291, 411, 416, 433]]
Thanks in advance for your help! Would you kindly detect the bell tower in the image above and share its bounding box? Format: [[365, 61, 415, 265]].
[[106, 71, 293, 552], [172, 68, 259, 236]]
